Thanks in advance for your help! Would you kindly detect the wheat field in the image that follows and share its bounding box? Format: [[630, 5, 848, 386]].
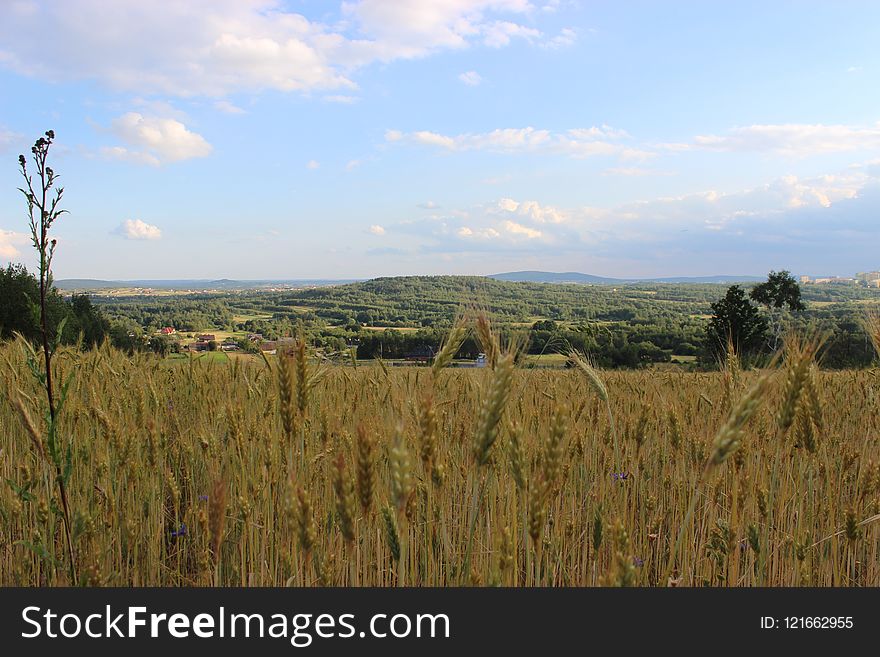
[[1, 332, 879, 587]]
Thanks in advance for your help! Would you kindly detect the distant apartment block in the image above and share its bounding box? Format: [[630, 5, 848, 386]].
[[799, 276, 857, 285]]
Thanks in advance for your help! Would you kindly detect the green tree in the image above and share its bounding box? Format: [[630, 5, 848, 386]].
[[148, 334, 171, 357], [0, 263, 40, 339], [750, 270, 805, 311], [705, 285, 769, 362], [0, 264, 108, 347], [69, 294, 109, 347]]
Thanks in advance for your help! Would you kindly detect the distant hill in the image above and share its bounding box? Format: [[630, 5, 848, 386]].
[[489, 271, 764, 285], [55, 278, 359, 291], [56, 272, 765, 292], [489, 271, 625, 284]]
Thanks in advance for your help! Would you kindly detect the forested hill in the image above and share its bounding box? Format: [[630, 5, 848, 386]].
[[489, 270, 765, 284], [285, 275, 721, 326], [82, 274, 880, 368]]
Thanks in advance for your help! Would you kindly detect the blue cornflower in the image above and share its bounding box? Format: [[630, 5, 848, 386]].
[[170, 523, 187, 538]]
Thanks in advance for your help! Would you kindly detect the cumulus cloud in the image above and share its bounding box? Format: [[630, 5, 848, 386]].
[[681, 122, 880, 157], [377, 167, 880, 275], [501, 220, 542, 238], [418, 200, 440, 209], [386, 124, 651, 160], [577, 171, 880, 273], [107, 112, 212, 165], [494, 198, 568, 223], [369, 224, 386, 235], [458, 70, 482, 86], [307, 159, 320, 169], [0, 229, 30, 259], [0, 1, 562, 97], [390, 196, 575, 254], [115, 219, 162, 240]]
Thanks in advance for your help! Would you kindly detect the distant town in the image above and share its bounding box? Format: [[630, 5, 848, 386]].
[[799, 271, 880, 287]]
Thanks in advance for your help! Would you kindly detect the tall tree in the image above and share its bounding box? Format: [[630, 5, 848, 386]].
[[750, 270, 806, 311], [705, 285, 769, 362]]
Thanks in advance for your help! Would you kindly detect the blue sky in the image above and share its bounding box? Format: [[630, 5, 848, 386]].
[[1, 0, 880, 279]]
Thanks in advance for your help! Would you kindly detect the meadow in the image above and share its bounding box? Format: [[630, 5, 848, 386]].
[[2, 318, 879, 588]]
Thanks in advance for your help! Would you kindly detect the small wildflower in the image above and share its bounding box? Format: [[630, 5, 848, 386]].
[[170, 523, 187, 538], [633, 556, 644, 568], [611, 472, 630, 482]]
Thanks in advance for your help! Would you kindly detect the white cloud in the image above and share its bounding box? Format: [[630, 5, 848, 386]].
[[400, 127, 553, 151], [387, 124, 652, 160], [494, 198, 567, 224], [391, 120, 880, 164], [214, 100, 246, 114], [686, 122, 880, 157], [108, 112, 212, 164], [306, 159, 320, 169], [0, 1, 561, 97], [418, 200, 440, 209], [343, 1, 536, 54], [543, 27, 576, 49], [115, 219, 162, 240], [382, 167, 880, 269], [0, 229, 30, 259], [369, 224, 386, 235], [482, 20, 541, 47], [458, 70, 482, 86], [502, 219, 542, 238], [575, 171, 870, 240], [346, 159, 361, 170], [497, 198, 520, 212]]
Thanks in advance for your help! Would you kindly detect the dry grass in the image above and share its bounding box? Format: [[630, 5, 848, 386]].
[[1, 336, 879, 587]]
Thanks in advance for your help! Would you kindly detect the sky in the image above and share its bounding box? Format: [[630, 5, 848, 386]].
[[1, 0, 880, 280]]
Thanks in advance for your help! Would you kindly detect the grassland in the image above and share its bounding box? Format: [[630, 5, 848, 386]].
[[2, 320, 879, 588]]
